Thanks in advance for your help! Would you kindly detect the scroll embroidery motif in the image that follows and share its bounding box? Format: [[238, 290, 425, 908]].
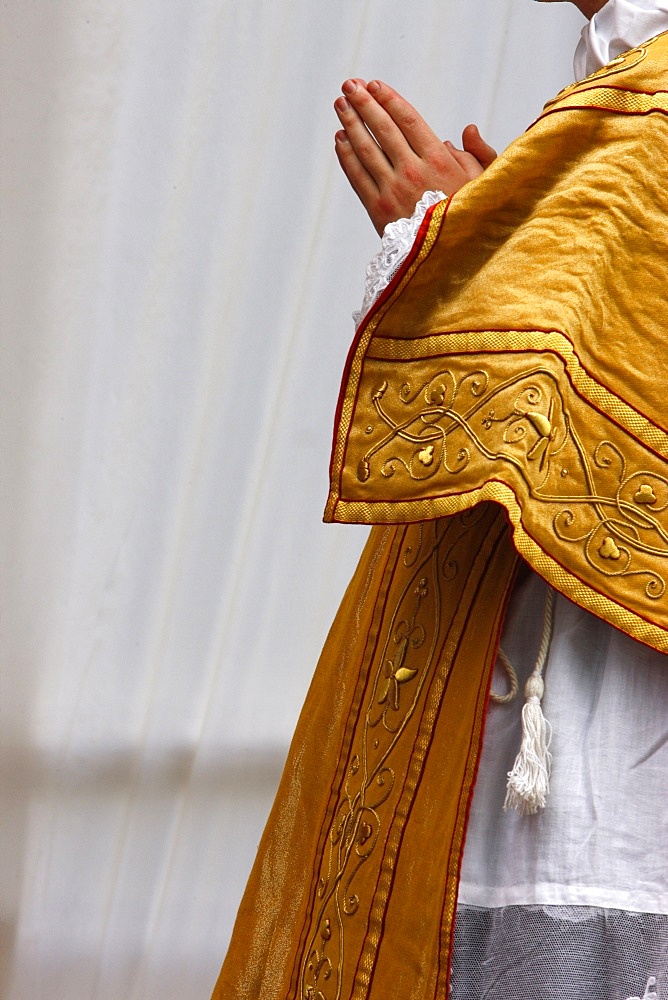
[[298, 510, 490, 1000], [356, 366, 668, 603]]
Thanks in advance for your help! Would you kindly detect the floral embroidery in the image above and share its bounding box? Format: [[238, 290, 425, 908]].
[[357, 364, 668, 605]]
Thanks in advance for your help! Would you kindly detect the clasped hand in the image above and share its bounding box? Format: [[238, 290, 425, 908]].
[[334, 79, 497, 235]]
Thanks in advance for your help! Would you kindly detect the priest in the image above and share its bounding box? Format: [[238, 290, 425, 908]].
[[213, 2, 668, 996]]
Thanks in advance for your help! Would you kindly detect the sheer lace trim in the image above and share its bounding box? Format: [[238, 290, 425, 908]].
[[451, 905, 667, 1000], [353, 190, 446, 328]]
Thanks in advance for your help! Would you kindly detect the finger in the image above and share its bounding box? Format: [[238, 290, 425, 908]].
[[462, 124, 497, 169], [334, 129, 379, 207], [340, 79, 419, 166], [444, 141, 485, 181], [335, 132, 386, 235], [364, 80, 444, 159], [335, 92, 392, 182]]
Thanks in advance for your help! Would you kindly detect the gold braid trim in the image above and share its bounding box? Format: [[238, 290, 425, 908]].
[[541, 83, 668, 119]]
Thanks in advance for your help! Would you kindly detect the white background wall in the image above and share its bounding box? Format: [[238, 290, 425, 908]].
[[1, 1, 582, 997]]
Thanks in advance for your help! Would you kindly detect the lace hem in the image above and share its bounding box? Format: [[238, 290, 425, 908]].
[[451, 904, 667, 999], [353, 190, 446, 328]]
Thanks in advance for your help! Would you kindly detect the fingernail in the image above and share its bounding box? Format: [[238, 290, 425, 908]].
[[368, 80, 380, 94], [445, 140, 455, 149], [335, 130, 349, 143], [342, 79, 357, 95], [335, 97, 350, 112]]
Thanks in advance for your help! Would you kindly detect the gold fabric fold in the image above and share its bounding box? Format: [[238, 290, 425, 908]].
[[325, 32, 668, 652], [213, 507, 517, 999]]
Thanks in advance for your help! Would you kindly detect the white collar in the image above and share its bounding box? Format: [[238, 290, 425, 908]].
[[574, 0, 668, 80]]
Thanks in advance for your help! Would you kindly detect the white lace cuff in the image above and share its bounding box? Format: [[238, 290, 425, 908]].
[[353, 190, 447, 328]]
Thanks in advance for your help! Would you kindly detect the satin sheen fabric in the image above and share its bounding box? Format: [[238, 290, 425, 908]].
[[213, 510, 518, 999], [326, 33, 668, 652]]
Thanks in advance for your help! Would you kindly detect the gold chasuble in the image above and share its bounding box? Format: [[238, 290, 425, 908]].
[[214, 34, 668, 1000]]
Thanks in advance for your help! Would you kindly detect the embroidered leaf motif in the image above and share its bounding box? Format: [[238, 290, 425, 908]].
[[378, 678, 392, 706], [358, 822, 373, 845], [427, 385, 446, 405], [599, 535, 621, 560], [635, 483, 657, 505], [394, 667, 418, 684], [525, 411, 552, 437], [527, 436, 549, 463]]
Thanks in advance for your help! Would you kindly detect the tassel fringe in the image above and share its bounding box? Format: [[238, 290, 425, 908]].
[[503, 587, 555, 816]]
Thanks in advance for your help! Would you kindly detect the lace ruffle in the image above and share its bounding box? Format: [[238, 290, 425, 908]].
[[353, 190, 446, 327]]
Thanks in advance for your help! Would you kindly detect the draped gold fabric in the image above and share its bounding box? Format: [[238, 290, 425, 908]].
[[214, 34, 668, 1000], [214, 509, 518, 999], [326, 32, 668, 653]]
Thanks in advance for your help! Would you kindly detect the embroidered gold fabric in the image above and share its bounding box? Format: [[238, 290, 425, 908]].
[[214, 31, 668, 1000], [325, 31, 668, 652], [213, 509, 517, 1000]]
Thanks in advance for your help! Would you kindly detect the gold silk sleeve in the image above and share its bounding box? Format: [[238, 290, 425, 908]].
[[325, 31, 668, 654]]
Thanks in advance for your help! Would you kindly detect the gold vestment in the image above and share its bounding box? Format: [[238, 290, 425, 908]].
[[214, 33, 668, 1000]]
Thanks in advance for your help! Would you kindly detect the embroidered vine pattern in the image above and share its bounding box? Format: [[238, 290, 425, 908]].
[[553, 436, 667, 600], [357, 366, 668, 601], [300, 515, 481, 1000]]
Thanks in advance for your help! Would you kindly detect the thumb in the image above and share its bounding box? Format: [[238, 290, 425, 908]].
[[462, 124, 497, 169]]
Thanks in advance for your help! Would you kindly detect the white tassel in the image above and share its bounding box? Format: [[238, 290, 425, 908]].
[[503, 587, 555, 816], [503, 671, 552, 814]]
